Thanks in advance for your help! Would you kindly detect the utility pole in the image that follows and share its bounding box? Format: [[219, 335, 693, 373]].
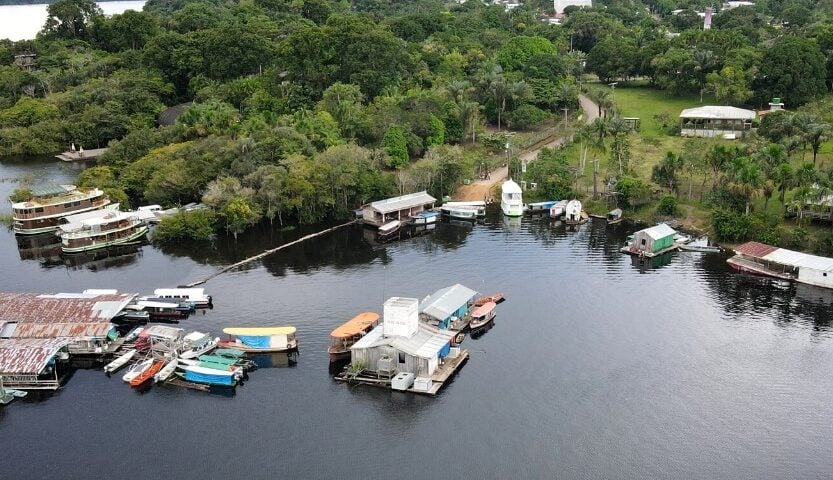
[[592, 156, 599, 199], [561, 107, 569, 125]]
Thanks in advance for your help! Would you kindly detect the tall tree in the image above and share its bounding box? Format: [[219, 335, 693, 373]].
[[42, 0, 101, 40]]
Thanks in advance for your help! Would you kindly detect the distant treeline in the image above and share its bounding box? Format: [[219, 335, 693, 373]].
[[0, 0, 124, 4]]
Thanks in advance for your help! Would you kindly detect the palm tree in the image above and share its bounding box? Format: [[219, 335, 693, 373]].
[[795, 162, 819, 188], [594, 89, 611, 118], [607, 117, 631, 176], [706, 144, 737, 190], [445, 80, 471, 106], [727, 156, 763, 215], [805, 121, 831, 166], [771, 162, 794, 214]]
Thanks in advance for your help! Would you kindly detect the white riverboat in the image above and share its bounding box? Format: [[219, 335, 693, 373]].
[[501, 180, 524, 217]]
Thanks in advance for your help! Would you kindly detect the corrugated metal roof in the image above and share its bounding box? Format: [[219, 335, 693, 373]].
[[640, 223, 677, 240], [0, 338, 69, 374], [420, 284, 477, 320], [680, 106, 756, 120], [350, 325, 385, 350], [735, 241, 779, 258], [351, 324, 453, 359], [368, 191, 436, 214], [0, 292, 136, 324], [144, 325, 184, 341], [10, 322, 113, 339], [29, 185, 73, 197]]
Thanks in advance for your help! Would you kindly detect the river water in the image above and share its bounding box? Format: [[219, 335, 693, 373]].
[[0, 1, 147, 41], [1, 157, 833, 479]]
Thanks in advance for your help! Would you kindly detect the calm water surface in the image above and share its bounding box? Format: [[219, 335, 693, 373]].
[[1, 158, 833, 479], [0, 1, 146, 41]]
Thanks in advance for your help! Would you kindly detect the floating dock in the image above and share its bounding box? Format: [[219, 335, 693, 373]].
[[334, 349, 469, 396], [55, 148, 108, 162]]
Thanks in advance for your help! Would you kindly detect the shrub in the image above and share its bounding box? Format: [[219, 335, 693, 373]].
[[8, 188, 32, 202], [656, 195, 677, 216], [153, 209, 217, 243], [506, 104, 549, 130]]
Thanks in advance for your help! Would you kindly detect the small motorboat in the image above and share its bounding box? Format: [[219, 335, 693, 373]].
[[179, 332, 218, 360], [606, 208, 623, 224], [153, 288, 212, 308], [680, 243, 722, 253], [113, 308, 150, 323], [525, 201, 557, 214], [154, 359, 178, 383], [104, 350, 136, 374], [440, 205, 479, 220], [564, 200, 583, 225], [377, 220, 401, 238], [140, 297, 195, 311], [469, 301, 497, 330], [122, 358, 154, 383], [453, 331, 466, 346], [130, 360, 165, 387], [181, 365, 240, 387], [474, 292, 505, 306], [409, 211, 439, 225], [214, 348, 246, 359]]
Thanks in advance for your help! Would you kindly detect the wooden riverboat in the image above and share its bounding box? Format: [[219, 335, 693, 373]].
[[474, 292, 505, 306], [130, 360, 165, 387], [328, 312, 380, 362], [525, 200, 557, 214], [133, 301, 187, 321], [680, 243, 722, 253], [10, 185, 111, 235], [440, 205, 479, 220], [180, 365, 240, 386], [219, 326, 298, 353], [469, 301, 496, 330], [58, 209, 150, 253]]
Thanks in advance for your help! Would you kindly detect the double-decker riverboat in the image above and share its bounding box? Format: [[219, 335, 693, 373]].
[[57, 209, 150, 253], [10, 185, 111, 235]]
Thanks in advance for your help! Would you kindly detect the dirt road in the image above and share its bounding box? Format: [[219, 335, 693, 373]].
[[453, 94, 601, 202]]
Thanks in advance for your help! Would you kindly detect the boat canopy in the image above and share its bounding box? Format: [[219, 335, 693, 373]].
[[331, 312, 380, 338], [502, 180, 522, 194], [223, 326, 296, 336], [471, 301, 496, 318], [214, 348, 245, 358]]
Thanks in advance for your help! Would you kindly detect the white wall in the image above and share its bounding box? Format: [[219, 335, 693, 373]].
[[797, 268, 833, 289]]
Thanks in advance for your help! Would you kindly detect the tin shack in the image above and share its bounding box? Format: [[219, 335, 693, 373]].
[[420, 284, 477, 330], [362, 191, 436, 227]]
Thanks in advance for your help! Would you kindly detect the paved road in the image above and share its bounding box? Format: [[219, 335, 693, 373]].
[[453, 94, 601, 201]]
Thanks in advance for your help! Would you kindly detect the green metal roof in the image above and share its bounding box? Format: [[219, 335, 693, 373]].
[[30, 185, 70, 197]]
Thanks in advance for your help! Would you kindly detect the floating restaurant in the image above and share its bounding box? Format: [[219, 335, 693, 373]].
[[361, 191, 436, 228], [728, 241, 833, 289]]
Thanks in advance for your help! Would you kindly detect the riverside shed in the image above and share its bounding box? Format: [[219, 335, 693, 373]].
[[362, 191, 436, 227], [631, 224, 677, 255]]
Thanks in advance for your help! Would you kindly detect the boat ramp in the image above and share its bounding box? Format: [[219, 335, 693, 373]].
[[55, 147, 108, 162]]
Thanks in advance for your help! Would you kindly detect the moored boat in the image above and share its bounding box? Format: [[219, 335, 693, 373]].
[[328, 312, 380, 362], [130, 360, 165, 387], [501, 180, 524, 217], [409, 211, 439, 225], [104, 349, 136, 373], [525, 200, 557, 214], [680, 243, 722, 253], [122, 358, 154, 383], [469, 301, 497, 330], [219, 326, 298, 353], [123, 327, 144, 343], [549, 200, 568, 219], [440, 205, 479, 220], [179, 332, 218, 359], [10, 184, 111, 235], [564, 199, 584, 225], [377, 220, 401, 238], [134, 301, 187, 321], [606, 208, 623, 224], [181, 364, 239, 386], [153, 288, 212, 308], [58, 209, 151, 253], [154, 359, 178, 383], [474, 292, 505, 306], [442, 201, 486, 217]]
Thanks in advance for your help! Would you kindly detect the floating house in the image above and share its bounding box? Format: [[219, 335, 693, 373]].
[[420, 284, 477, 330], [679, 106, 756, 139], [622, 223, 678, 257], [350, 297, 455, 378], [0, 292, 136, 354], [0, 338, 70, 390], [362, 191, 436, 228], [727, 241, 833, 289]]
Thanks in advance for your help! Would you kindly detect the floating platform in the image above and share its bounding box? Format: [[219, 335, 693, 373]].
[[620, 243, 682, 258], [55, 147, 108, 162], [334, 350, 469, 396]]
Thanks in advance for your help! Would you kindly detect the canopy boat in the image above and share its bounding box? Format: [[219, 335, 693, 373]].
[[103, 349, 136, 373], [181, 365, 239, 387], [501, 180, 524, 217], [130, 360, 165, 387], [154, 359, 178, 383], [214, 348, 246, 359], [469, 301, 497, 330], [179, 332, 218, 360], [198, 355, 248, 374], [328, 312, 380, 362], [377, 220, 401, 239], [525, 200, 558, 214], [11, 185, 111, 235], [474, 292, 505, 306], [153, 288, 212, 308], [607, 208, 623, 224], [122, 358, 154, 383], [442, 201, 486, 217], [564, 200, 584, 225], [409, 211, 439, 225], [440, 205, 479, 220], [549, 200, 568, 219], [219, 326, 298, 353]]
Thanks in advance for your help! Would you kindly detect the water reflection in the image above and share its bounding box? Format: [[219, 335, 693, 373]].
[[16, 233, 144, 270]]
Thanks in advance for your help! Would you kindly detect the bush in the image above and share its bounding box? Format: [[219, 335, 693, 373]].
[[152, 209, 217, 243], [615, 175, 650, 208], [656, 195, 677, 216], [506, 104, 549, 130], [8, 188, 32, 202], [711, 209, 768, 242]]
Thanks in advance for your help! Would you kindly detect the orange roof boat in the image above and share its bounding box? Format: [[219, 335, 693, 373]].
[[328, 312, 380, 361]]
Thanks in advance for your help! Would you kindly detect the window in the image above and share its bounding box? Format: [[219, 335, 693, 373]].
[[824, 273, 827, 277], [398, 352, 405, 364], [640, 239, 646, 246], [34, 207, 43, 213]]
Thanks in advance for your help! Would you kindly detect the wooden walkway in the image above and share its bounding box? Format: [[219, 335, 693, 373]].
[[181, 220, 358, 287], [55, 147, 108, 162], [333, 349, 469, 396]]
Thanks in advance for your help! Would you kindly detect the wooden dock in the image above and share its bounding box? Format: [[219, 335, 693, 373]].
[[334, 349, 469, 396], [55, 147, 108, 162]]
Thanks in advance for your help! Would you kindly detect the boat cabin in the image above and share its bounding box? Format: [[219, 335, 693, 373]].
[[329, 312, 380, 360], [153, 288, 212, 307], [419, 284, 477, 330], [221, 326, 297, 351], [630, 224, 677, 255], [362, 191, 436, 227]]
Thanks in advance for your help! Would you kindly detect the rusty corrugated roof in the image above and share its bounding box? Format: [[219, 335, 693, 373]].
[[11, 322, 113, 339], [735, 241, 778, 259], [0, 338, 69, 374], [0, 292, 136, 324]]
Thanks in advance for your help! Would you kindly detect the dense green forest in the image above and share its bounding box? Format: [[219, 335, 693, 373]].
[[2, 0, 833, 246]]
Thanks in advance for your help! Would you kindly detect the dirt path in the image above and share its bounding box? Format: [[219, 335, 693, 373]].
[[453, 94, 601, 202]]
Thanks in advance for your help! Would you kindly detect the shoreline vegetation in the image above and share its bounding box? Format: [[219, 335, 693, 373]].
[[2, 0, 833, 255], [0, 0, 125, 4]]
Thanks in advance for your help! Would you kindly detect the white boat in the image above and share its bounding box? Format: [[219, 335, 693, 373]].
[[154, 359, 178, 383], [440, 205, 479, 220], [564, 200, 583, 225], [549, 200, 568, 219], [680, 243, 722, 253], [123, 327, 144, 342], [177, 358, 200, 367], [104, 350, 136, 373], [443, 201, 486, 216], [409, 211, 439, 225], [153, 288, 212, 308], [179, 332, 219, 359], [122, 358, 154, 383], [377, 220, 401, 237], [58, 208, 153, 253], [501, 180, 524, 217]]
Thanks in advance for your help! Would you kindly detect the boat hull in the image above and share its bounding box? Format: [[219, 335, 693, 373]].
[[61, 225, 148, 253], [218, 338, 299, 353], [327, 348, 351, 363], [501, 202, 524, 217]]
